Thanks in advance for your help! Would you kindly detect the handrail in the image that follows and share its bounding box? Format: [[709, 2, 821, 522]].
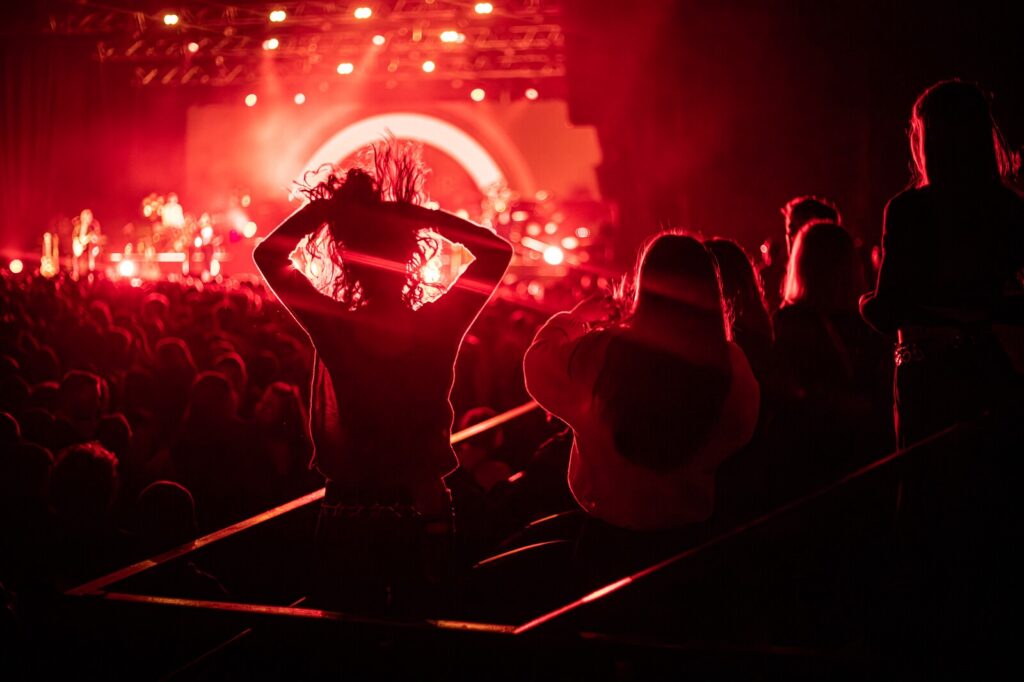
[[513, 416, 980, 634], [67, 399, 541, 597]]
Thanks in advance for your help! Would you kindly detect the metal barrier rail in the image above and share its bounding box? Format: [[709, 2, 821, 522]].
[[67, 399, 540, 598]]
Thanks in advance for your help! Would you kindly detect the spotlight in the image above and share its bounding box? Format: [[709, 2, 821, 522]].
[[575, 226, 591, 238], [353, 7, 372, 19], [474, 3, 494, 15], [210, 259, 221, 277], [269, 9, 287, 22], [422, 60, 436, 73], [542, 246, 564, 266], [336, 62, 354, 75], [470, 87, 485, 102], [262, 37, 279, 50], [243, 221, 258, 239], [8, 259, 24, 274], [525, 87, 539, 100], [372, 34, 386, 46], [294, 92, 306, 105], [162, 13, 179, 26], [118, 259, 137, 278], [244, 93, 257, 106], [440, 30, 465, 43], [241, 194, 252, 207], [186, 41, 199, 53], [561, 236, 579, 250]]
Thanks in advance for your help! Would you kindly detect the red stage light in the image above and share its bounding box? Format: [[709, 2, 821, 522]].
[[372, 34, 386, 46], [470, 87, 486, 102], [243, 221, 258, 239], [186, 41, 199, 53], [244, 93, 257, 107], [422, 60, 436, 73], [162, 13, 179, 26], [337, 62, 354, 75], [269, 9, 287, 22], [294, 92, 306, 105], [474, 3, 494, 15], [543, 246, 564, 265], [353, 7, 372, 20], [440, 30, 465, 44], [525, 87, 539, 100], [262, 37, 279, 50], [8, 259, 24, 274]]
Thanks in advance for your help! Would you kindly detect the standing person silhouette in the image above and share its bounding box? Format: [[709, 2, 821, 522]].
[[860, 80, 1024, 447], [254, 143, 513, 610]]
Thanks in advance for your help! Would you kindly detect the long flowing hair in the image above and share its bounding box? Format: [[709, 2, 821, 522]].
[[909, 79, 1020, 188], [594, 232, 734, 472], [782, 221, 864, 313], [294, 138, 445, 310]]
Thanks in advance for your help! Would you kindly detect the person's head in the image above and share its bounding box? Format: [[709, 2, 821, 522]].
[[782, 196, 841, 252], [155, 337, 196, 375], [57, 370, 104, 423], [212, 352, 247, 400], [0, 411, 20, 448], [705, 238, 772, 342], [783, 221, 865, 313], [624, 232, 730, 354], [50, 442, 118, 521], [96, 413, 132, 462], [910, 79, 1018, 188], [455, 406, 504, 471], [135, 481, 197, 551], [298, 140, 435, 309], [254, 381, 307, 435], [185, 372, 237, 424]]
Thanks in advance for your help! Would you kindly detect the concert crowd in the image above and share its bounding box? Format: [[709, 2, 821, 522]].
[[1, 80, 1022, 673]]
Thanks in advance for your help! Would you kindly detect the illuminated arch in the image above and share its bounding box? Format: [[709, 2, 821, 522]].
[[299, 112, 507, 191]]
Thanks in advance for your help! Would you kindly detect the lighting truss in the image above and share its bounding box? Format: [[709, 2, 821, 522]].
[[44, 1, 565, 88]]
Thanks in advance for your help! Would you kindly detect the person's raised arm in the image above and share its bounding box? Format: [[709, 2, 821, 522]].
[[252, 200, 334, 325], [523, 295, 616, 422]]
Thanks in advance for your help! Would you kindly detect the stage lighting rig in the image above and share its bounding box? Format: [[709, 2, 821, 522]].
[[43, 1, 565, 94]]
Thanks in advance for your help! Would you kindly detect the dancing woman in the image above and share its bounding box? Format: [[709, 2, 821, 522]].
[[254, 145, 512, 608]]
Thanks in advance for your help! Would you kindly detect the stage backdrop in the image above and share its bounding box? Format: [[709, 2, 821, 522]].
[[185, 99, 601, 220]]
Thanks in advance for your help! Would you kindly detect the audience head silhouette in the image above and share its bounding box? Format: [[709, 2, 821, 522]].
[[910, 79, 1018, 187], [783, 221, 864, 313]]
